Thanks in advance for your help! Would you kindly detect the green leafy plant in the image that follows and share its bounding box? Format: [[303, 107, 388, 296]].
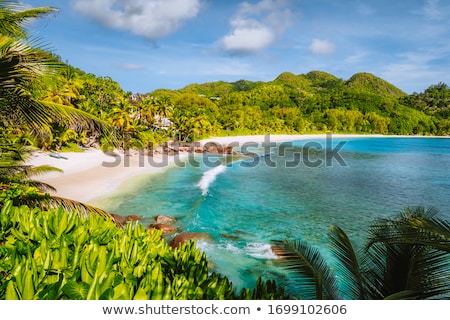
[[0, 201, 286, 300]]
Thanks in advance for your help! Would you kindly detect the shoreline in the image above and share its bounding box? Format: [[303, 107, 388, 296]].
[[26, 133, 449, 205]]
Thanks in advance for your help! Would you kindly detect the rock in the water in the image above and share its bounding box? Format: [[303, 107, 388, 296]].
[[126, 214, 142, 222], [155, 215, 176, 224], [149, 223, 178, 234], [171, 232, 212, 248]]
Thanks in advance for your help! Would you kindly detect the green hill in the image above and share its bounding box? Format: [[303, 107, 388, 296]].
[[345, 72, 406, 97], [151, 70, 448, 137], [303, 70, 343, 90]]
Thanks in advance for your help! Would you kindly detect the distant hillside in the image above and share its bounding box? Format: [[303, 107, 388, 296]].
[[161, 70, 448, 136], [403, 82, 450, 119], [180, 71, 406, 99], [345, 72, 406, 97]]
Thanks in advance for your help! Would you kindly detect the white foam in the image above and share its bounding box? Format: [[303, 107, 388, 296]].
[[220, 241, 278, 260], [245, 242, 278, 259], [197, 165, 227, 196]]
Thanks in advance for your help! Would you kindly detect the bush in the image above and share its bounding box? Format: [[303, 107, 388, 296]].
[[0, 201, 287, 300]]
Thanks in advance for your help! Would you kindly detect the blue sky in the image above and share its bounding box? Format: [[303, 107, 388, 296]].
[[25, 0, 450, 94]]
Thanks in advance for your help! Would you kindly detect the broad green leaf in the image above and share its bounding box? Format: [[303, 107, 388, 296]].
[[62, 281, 90, 300]]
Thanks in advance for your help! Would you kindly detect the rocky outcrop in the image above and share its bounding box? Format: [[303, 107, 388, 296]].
[[150, 141, 241, 155], [202, 142, 235, 155], [171, 232, 213, 248]]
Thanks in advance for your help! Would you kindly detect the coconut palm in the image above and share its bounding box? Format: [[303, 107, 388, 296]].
[[273, 207, 450, 300], [0, 2, 112, 218], [154, 95, 173, 128], [0, 2, 109, 137], [139, 95, 157, 127]]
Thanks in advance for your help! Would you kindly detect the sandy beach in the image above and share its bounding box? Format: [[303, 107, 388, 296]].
[[24, 133, 422, 204], [26, 149, 181, 203]]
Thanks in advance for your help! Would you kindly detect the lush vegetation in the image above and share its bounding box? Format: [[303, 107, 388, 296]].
[[9, 65, 447, 152], [0, 200, 286, 299], [24, 68, 450, 150], [1, 1, 449, 300]]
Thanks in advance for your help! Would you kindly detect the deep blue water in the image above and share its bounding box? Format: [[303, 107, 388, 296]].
[[92, 137, 450, 295]]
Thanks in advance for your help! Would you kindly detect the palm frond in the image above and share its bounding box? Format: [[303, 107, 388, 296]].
[[24, 180, 56, 192], [328, 225, 365, 299], [367, 207, 450, 252], [0, 1, 57, 39], [272, 239, 341, 300], [364, 207, 450, 299], [409, 248, 450, 299], [16, 192, 113, 221], [0, 163, 62, 184], [40, 100, 112, 136], [400, 216, 450, 252]]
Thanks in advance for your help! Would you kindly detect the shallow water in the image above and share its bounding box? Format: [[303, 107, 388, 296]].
[[92, 137, 450, 295]]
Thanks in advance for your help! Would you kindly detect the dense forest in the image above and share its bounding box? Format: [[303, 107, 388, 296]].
[[27, 66, 450, 153], [1, 2, 450, 301]]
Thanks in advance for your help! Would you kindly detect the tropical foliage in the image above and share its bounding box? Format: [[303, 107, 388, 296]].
[[0, 1, 113, 216], [0, 201, 287, 300], [273, 207, 450, 300]]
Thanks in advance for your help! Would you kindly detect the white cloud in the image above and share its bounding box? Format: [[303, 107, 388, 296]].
[[219, 0, 293, 54], [380, 48, 450, 93], [221, 19, 275, 53], [115, 63, 146, 71], [72, 0, 202, 39], [308, 39, 336, 55]]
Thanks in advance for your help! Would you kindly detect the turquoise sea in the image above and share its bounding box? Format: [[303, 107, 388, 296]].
[[92, 136, 450, 295]]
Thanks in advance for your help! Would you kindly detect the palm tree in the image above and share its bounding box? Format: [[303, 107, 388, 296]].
[[154, 95, 173, 127], [139, 95, 157, 128], [0, 2, 109, 137], [273, 207, 450, 300], [0, 2, 112, 219]]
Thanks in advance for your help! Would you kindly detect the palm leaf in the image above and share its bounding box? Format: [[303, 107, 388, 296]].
[[328, 225, 365, 299], [0, 36, 114, 141], [272, 239, 341, 300], [24, 180, 57, 192], [0, 1, 57, 39], [365, 207, 450, 299], [16, 192, 113, 220], [397, 216, 450, 252]]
